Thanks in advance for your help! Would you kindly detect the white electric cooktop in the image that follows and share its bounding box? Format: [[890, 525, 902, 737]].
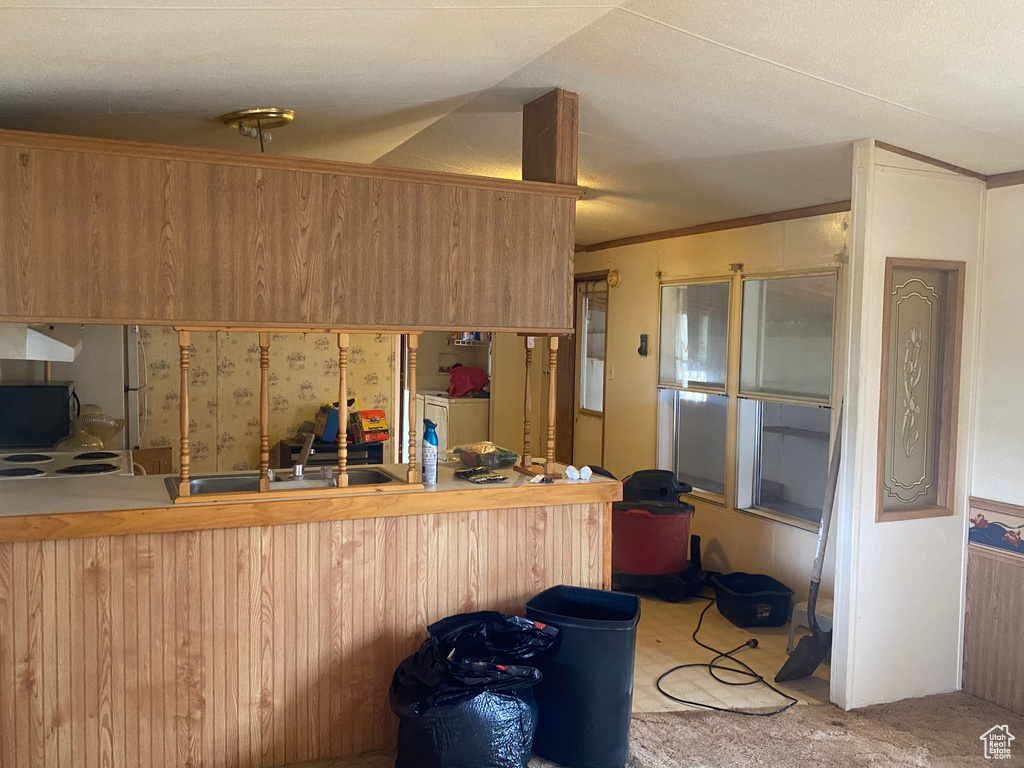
[[0, 450, 133, 479]]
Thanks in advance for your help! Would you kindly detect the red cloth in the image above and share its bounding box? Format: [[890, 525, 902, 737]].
[[447, 366, 490, 397]]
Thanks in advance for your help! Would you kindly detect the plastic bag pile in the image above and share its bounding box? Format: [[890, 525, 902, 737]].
[[389, 611, 559, 768]]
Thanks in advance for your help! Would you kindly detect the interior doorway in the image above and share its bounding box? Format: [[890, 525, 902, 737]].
[[572, 276, 608, 468]]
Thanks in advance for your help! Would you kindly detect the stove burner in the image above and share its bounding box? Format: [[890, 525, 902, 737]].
[[55, 463, 119, 476], [0, 467, 46, 477], [2, 453, 53, 463], [73, 452, 119, 461]]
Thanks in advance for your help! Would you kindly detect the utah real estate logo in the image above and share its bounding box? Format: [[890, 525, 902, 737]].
[[980, 725, 1015, 759]]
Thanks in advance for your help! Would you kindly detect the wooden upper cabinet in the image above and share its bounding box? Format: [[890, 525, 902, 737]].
[[0, 128, 582, 332]]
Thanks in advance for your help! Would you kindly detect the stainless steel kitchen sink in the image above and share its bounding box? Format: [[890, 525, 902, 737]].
[[165, 474, 260, 496], [165, 466, 397, 499], [343, 467, 397, 485]]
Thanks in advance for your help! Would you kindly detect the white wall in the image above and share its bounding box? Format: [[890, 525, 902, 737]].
[[973, 185, 1024, 503], [832, 142, 985, 709], [1, 324, 128, 446], [576, 212, 848, 604]]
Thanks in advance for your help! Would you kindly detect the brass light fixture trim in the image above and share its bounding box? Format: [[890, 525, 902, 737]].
[[219, 108, 295, 131]]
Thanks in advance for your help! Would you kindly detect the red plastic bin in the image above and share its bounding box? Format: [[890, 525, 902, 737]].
[[612, 503, 693, 576]]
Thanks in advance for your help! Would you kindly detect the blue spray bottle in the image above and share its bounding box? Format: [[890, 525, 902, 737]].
[[422, 419, 438, 485]]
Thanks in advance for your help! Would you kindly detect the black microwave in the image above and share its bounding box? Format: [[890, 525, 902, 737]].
[[0, 381, 75, 449]]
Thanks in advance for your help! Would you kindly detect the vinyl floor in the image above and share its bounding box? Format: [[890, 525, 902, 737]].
[[630, 594, 830, 714]]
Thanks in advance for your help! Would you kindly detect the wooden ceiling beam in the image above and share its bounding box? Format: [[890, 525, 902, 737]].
[[577, 200, 852, 253], [522, 88, 579, 186], [986, 170, 1024, 189], [875, 141, 988, 182]]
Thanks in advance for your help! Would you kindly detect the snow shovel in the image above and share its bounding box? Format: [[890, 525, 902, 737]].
[[775, 404, 843, 684]]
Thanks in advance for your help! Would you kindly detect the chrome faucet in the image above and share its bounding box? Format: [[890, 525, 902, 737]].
[[294, 432, 315, 479]]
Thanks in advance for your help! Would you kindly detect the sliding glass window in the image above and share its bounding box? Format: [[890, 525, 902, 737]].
[[658, 281, 730, 497], [736, 274, 836, 524]]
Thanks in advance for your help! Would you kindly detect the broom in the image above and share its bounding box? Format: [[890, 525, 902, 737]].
[[775, 404, 843, 684]]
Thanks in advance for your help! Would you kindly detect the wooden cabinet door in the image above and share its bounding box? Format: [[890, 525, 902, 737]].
[[448, 400, 490, 447]]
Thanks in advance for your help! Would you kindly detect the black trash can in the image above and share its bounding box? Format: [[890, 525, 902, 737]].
[[525, 585, 641, 768]]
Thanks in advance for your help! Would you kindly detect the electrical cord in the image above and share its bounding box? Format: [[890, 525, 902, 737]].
[[655, 598, 798, 717]]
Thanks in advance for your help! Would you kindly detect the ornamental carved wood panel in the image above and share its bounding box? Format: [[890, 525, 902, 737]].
[[876, 258, 965, 522]]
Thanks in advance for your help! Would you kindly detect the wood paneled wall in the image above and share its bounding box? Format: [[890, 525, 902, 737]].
[[963, 542, 1024, 715], [0, 503, 606, 768], [0, 129, 579, 333]]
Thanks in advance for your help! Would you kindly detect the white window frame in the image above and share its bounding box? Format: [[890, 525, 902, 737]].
[[656, 275, 732, 504], [577, 282, 608, 415]]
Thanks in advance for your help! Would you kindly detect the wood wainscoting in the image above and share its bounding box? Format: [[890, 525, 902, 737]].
[[963, 497, 1024, 715], [0, 503, 606, 768]]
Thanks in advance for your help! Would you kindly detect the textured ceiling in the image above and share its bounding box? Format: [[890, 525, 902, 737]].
[[2, 0, 1023, 245]]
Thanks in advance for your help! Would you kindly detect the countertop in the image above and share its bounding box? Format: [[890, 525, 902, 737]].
[[0, 461, 620, 543]]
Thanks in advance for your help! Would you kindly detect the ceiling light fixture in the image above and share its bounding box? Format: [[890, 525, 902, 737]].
[[219, 108, 295, 153]]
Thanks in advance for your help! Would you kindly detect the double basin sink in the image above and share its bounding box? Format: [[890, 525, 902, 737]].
[[164, 466, 398, 500]]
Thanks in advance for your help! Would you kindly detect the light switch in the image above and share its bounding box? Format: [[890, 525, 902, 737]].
[[608, 364, 615, 380]]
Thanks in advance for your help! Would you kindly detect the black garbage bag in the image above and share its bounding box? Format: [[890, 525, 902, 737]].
[[429, 611, 559, 666], [390, 611, 558, 768]]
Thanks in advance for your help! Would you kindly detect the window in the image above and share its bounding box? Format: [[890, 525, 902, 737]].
[[740, 275, 835, 403], [658, 281, 730, 496], [578, 281, 607, 413], [659, 282, 729, 390], [657, 271, 838, 526], [659, 390, 728, 495], [736, 399, 832, 524], [737, 274, 836, 524]]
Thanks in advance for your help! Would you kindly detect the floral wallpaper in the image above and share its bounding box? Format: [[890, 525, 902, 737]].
[[970, 508, 1024, 557], [138, 327, 395, 473]]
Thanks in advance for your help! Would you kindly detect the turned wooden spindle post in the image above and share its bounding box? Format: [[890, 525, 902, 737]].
[[177, 329, 191, 497], [258, 332, 271, 492], [522, 336, 535, 469], [337, 333, 349, 487], [546, 336, 559, 475], [407, 333, 419, 483]]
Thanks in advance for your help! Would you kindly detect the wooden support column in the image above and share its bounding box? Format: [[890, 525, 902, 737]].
[[258, 332, 271, 492], [522, 88, 579, 185], [546, 336, 560, 477], [523, 89, 578, 470], [337, 333, 349, 487], [524, 88, 579, 329], [407, 333, 419, 483], [522, 336, 534, 468], [177, 329, 191, 497], [514, 335, 542, 477]]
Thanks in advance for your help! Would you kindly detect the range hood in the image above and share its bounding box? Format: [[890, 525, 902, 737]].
[[0, 324, 81, 362]]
